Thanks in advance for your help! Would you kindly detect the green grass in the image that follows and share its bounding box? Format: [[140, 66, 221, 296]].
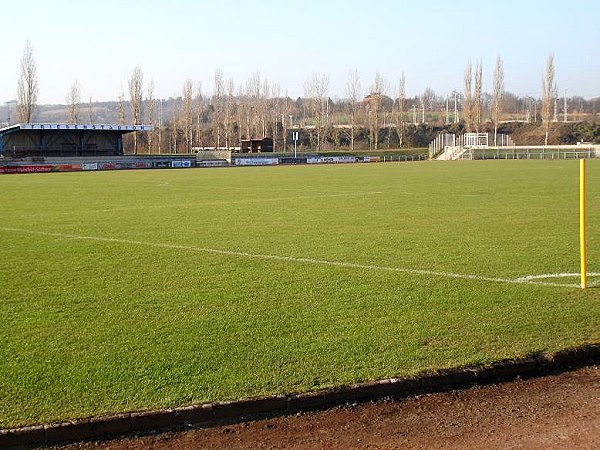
[[1, 160, 599, 428]]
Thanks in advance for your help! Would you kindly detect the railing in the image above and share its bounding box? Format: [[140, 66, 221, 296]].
[[429, 133, 515, 160], [459, 146, 598, 160]]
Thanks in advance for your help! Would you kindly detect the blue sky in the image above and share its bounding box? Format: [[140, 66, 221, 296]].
[[2, 0, 599, 104]]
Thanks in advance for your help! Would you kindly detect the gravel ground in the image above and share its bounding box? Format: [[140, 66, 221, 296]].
[[58, 364, 599, 450]]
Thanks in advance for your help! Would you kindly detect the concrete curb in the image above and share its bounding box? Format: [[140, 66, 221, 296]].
[[1, 344, 598, 448]]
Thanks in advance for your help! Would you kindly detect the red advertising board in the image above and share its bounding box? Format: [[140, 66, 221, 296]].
[[0, 165, 53, 174], [55, 164, 83, 172]]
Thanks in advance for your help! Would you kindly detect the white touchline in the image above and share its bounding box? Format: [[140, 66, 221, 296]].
[[0, 226, 585, 289]]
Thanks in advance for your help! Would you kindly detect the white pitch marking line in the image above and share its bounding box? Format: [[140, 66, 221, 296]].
[[0, 226, 581, 289], [515, 272, 600, 281]]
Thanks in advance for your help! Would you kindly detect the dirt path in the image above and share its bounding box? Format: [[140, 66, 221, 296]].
[[61, 365, 599, 450]]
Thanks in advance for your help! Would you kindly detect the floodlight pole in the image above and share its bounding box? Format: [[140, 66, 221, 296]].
[[454, 92, 459, 123], [580, 158, 587, 289]]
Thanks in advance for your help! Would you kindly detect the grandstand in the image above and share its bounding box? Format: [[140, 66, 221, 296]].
[[0, 123, 152, 158]]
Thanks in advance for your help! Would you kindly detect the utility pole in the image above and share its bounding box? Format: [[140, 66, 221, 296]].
[[563, 89, 568, 123], [445, 97, 449, 124], [454, 92, 459, 123]]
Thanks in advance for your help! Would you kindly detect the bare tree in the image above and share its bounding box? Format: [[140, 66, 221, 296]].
[[346, 69, 361, 151], [87, 97, 94, 124], [194, 82, 203, 147], [271, 81, 281, 150], [182, 79, 194, 152], [369, 73, 387, 150], [304, 72, 329, 150], [66, 80, 81, 123], [246, 72, 261, 138], [224, 78, 235, 149], [146, 80, 157, 153], [463, 61, 473, 132], [281, 92, 289, 152], [542, 53, 555, 145], [118, 91, 126, 125], [158, 98, 164, 154], [236, 85, 247, 144], [17, 40, 39, 123], [492, 55, 504, 145], [213, 69, 225, 147], [260, 78, 270, 138], [396, 72, 406, 148], [474, 60, 483, 132], [171, 96, 181, 153], [421, 87, 437, 113], [128, 66, 144, 154]]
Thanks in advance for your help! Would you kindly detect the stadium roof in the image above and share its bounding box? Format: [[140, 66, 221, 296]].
[[0, 123, 152, 134]]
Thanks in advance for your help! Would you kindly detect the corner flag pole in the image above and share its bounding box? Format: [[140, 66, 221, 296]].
[[580, 159, 587, 289]]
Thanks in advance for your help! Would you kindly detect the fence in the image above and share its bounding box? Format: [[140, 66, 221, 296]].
[[459, 146, 597, 160]]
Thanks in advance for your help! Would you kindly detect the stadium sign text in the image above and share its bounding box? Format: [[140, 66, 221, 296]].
[[20, 124, 153, 131]]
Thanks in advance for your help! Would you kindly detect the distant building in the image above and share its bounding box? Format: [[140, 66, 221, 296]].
[[239, 137, 274, 153], [0, 123, 152, 158]]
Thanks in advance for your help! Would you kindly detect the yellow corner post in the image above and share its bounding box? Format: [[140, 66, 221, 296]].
[[580, 159, 587, 289]]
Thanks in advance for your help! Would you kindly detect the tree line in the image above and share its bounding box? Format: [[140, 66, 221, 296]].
[[12, 41, 600, 153]]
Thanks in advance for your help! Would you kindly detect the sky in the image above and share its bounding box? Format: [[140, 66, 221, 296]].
[[1, 0, 599, 105]]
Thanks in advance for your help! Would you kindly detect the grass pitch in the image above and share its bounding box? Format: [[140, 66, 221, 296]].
[[1, 160, 599, 428]]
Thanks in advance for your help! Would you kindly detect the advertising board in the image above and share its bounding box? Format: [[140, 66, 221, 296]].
[[307, 156, 357, 164], [55, 164, 83, 172], [171, 160, 193, 168], [12, 164, 52, 173], [234, 158, 279, 166]]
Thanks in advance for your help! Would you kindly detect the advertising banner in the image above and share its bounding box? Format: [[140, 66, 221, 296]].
[[279, 157, 307, 165], [320, 156, 356, 164], [54, 164, 83, 172], [0, 166, 18, 174], [307, 156, 357, 164], [197, 160, 229, 167], [234, 158, 279, 166], [171, 160, 193, 168], [11, 165, 53, 173], [99, 163, 117, 170], [114, 161, 137, 169], [82, 163, 99, 171]]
